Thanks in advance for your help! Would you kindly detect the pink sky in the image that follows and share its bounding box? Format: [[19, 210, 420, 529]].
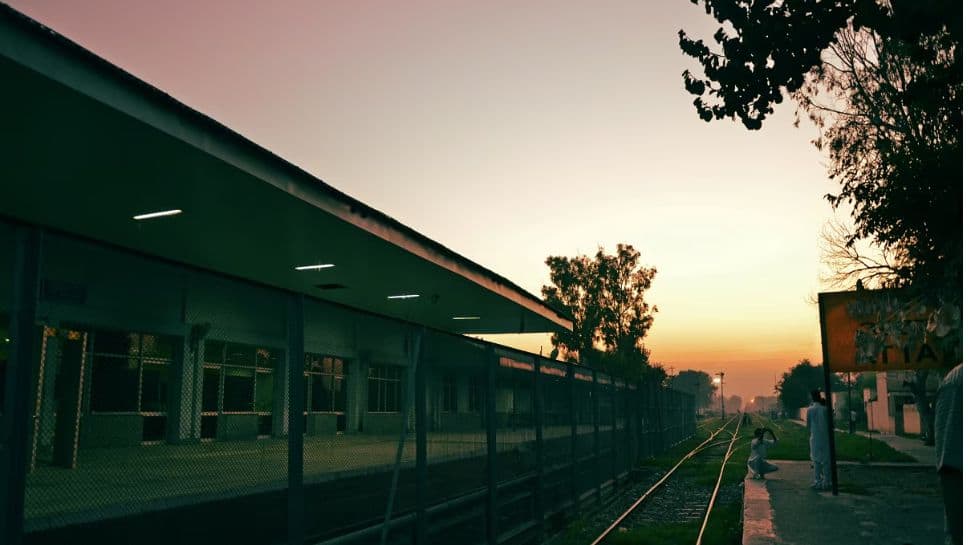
[[8, 0, 839, 402]]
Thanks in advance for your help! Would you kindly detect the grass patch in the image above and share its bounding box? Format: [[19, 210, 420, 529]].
[[756, 419, 915, 463], [609, 519, 697, 544], [609, 499, 743, 545], [560, 516, 592, 543], [639, 417, 723, 468], [621, 419, 751, 544], [641, 416, 756, 470], [680, 416, 758, 486]]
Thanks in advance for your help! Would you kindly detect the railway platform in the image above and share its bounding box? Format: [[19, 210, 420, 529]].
[[742, 460, 944, 545]]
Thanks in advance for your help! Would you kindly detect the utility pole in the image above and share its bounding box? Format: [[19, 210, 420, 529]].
[[695, 378, 701, 417], [715, 371, 725, 421]]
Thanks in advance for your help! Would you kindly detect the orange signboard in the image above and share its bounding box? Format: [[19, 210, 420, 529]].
[[818, 289, 948, 372]]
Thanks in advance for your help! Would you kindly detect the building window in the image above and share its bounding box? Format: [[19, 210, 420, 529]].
[[203, 340, 281, 436], [88, 329, 176, 442], [90, 330, 175, 415], [305, 353, 347, 413], [368, 365, 402, 413], [223, 367, 255, 411], [468, 378, 483, 413], [441, 375, 458, 412]]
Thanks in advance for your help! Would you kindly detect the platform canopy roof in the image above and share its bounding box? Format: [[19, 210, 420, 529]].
[[0, 5, 572, 336]]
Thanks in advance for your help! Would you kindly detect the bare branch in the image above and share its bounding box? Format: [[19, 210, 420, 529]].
[[819, 218, 907, 290]]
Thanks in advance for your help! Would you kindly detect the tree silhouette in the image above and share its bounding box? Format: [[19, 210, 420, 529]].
[[541, 244, 659, 380], [541, 254, 603, 365], [775, 359, 845, 418], [669, 369, 716, 411], [679, 1, 961, 305]]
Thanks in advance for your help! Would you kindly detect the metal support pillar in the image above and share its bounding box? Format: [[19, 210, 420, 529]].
[[413, 330, 428, 545], [1, 227, 41, 545], [287, 294, 305, 545], [485, 346, 498, 545], [531, 356, 544, 540]]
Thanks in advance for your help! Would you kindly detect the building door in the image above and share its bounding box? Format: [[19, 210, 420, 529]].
[[51, 331, 86, 468], [893, 397, 905, 435], [31, 327, 86, 469]]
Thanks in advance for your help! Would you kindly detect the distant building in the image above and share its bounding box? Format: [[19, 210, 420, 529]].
[[748, 395, 778, 414], [866, 371, 939, 436]]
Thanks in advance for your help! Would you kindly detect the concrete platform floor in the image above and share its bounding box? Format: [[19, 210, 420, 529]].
[[743, 460, 944, 545], [24, 425, 612, 530]]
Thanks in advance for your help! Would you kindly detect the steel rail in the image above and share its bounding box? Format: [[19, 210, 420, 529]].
[[588, 416, 739, 545], [694, 413, 744, 545]]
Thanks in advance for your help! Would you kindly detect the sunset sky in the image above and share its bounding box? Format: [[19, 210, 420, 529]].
[[9, 0, 844, 403]]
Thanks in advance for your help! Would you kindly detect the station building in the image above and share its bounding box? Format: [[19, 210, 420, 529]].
[[0, 1, 573, 452], [0, 6, 693, 545]]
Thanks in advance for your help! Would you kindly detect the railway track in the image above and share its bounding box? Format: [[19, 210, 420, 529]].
[[588, 415, 745, 545]]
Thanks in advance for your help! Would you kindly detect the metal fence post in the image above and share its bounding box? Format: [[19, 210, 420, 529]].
[[287, 293, 305, 545], [567, 365, 578, 511], [532, 356, 544, 540], [635, 381, 643, 462], [657, 383, 665, 451], [485, 346, 498, 545], [610, 376, 617, 492], [627, 386, 634, 471], [667, 390, 680, 445], [414, 329, 428, 545], [592, 370, 600, 505], [0, 227, 41, 545]]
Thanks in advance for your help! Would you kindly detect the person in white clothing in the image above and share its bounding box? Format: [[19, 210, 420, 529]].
[[806, 389, 831, 490], [747, 427, 778, 479], [934, 363, 961, 544]]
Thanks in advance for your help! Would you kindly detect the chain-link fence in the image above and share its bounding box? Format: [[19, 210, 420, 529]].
[[0, 221, 696, 545]]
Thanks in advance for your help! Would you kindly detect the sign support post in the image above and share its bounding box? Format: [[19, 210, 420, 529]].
[[818, 295, 839, 495], [821, 360, 839, 495]]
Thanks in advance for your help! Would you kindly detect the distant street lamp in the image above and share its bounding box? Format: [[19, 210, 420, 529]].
[[714, 372, 725, 420]]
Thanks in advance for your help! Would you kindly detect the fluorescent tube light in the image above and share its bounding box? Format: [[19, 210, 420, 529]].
[[452, 316, 480, 320], [387, 294, 420, 300], [133, 209, 182, 220], [295, 264, 335, 271]]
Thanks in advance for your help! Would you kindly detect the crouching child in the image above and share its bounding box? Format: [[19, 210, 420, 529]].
[[747, 427, 779, 479]]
